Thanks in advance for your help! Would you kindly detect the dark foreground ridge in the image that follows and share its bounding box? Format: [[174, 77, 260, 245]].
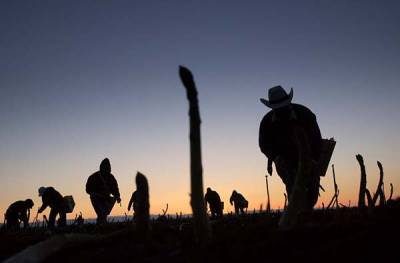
[[1, 199, 399, 262]]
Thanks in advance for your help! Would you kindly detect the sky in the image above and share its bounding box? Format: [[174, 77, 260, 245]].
[[0, 0, 399, 221]]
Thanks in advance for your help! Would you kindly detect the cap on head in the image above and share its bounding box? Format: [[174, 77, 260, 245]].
[[25, 199, 34, 208], [260, 86, 293, 109], [100, 158, 111, 173], [38, 187, 46, 197]]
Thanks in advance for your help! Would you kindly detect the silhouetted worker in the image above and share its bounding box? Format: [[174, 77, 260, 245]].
[[204, 187, 223, 219], [127, 190, 137, 217], [259, 86, 322, 210], [74, 212, 84, 226], [86, 158, 121, 224], [229, 190, 248, 215], [5, 199, 34, 229], [38, 186, 67, 228]]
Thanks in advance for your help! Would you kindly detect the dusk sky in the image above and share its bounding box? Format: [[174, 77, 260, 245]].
[[1, 0, 399, 220]]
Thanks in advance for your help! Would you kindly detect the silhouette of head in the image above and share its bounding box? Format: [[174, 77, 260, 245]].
[[100, 158, 111, 174], [25, 199, 34, 208], [38, 186, 46, 197], [260, 86, 293, 109], [207, 187, 211, 193], [232, 190, 237, 195]]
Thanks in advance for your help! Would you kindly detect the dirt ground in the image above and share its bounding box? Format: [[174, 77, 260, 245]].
[[1, 200, 399, 262]]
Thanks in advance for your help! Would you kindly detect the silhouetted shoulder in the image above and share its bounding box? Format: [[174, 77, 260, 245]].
[[291, 103, 316, 118], [260, 110, 274, 124]]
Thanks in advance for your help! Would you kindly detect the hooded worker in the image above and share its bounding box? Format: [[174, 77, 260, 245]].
[[86, 158, 121, 224], [37, 186, 67, 228], [5, 199, 34, 229], [258, 86, 323, 210], [229, 190, 248, 215]]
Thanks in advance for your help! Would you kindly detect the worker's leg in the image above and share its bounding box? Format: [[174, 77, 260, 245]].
[[275, 156, 297, 199], [48, 208, 57, 228], [239, 207, 245, 215], [234, 204, 239, 215], [58, 210, 67, 227], [18, 213, 29, 229], [217, 204, 223, 218], [306, 170, 320, 210], [6, 213, 19, 230], [90, 196, 107, 224]]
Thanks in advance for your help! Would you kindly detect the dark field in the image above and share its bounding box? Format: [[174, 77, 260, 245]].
[[1, 201, 399, 262]]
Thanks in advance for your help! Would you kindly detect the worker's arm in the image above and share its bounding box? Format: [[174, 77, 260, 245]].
[[21, 210, 29, 228], [110, 175, 121, 203], [259, 115, 278, 170], [38, 203, 48, 214], [127, 193, 134, 211]]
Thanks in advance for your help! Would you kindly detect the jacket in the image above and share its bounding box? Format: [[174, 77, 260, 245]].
[[86, 171, 120, 199], [259, 103, 322, 164], [38, 187, 65, 213]]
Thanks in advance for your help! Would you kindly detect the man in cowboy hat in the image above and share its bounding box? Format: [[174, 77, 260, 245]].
[[258, 86, 323, 210]]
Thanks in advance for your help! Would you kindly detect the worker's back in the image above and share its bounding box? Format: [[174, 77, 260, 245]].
[[42, 187, 64, 209]]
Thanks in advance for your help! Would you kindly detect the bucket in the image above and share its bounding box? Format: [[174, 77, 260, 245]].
[[63, 195, 75, 213], [317, 138, 336, 177]]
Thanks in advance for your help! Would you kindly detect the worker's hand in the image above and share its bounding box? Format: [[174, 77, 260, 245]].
[[116, 197, 121, 204]]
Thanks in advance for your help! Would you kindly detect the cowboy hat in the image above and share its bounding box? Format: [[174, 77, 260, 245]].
[[260, 86, 293, 109]]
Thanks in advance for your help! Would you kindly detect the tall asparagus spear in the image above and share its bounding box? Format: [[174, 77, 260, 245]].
[[135, 172, 150, 236], [179, 65, 211, 244], [356, 154, 367, 209]]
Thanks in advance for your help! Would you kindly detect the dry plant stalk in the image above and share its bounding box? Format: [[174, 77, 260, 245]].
[[136, 171, 150, 235], [326, 164, 339, 209], [265, 174, 271, 213], [179, 65, 211, 244], [279, 125, 312, 228], [388, 183, 394, 201], [356, 154, 367, 209], [372, 161, 385, 206], [365, 188, 373, 209]]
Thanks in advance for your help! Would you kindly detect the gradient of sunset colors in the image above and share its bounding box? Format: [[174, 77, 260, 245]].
[[1, 1, 399, 221]]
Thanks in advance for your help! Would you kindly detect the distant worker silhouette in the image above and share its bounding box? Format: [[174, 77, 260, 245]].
[[86, 158, 121, 224], [38, 186, 67, 228], [127, 190, 137, 218], [259, 86, 323, 210], [5, 199, 34, 229], [204, 187, 223, 219], [229, 190, 248, 215]]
